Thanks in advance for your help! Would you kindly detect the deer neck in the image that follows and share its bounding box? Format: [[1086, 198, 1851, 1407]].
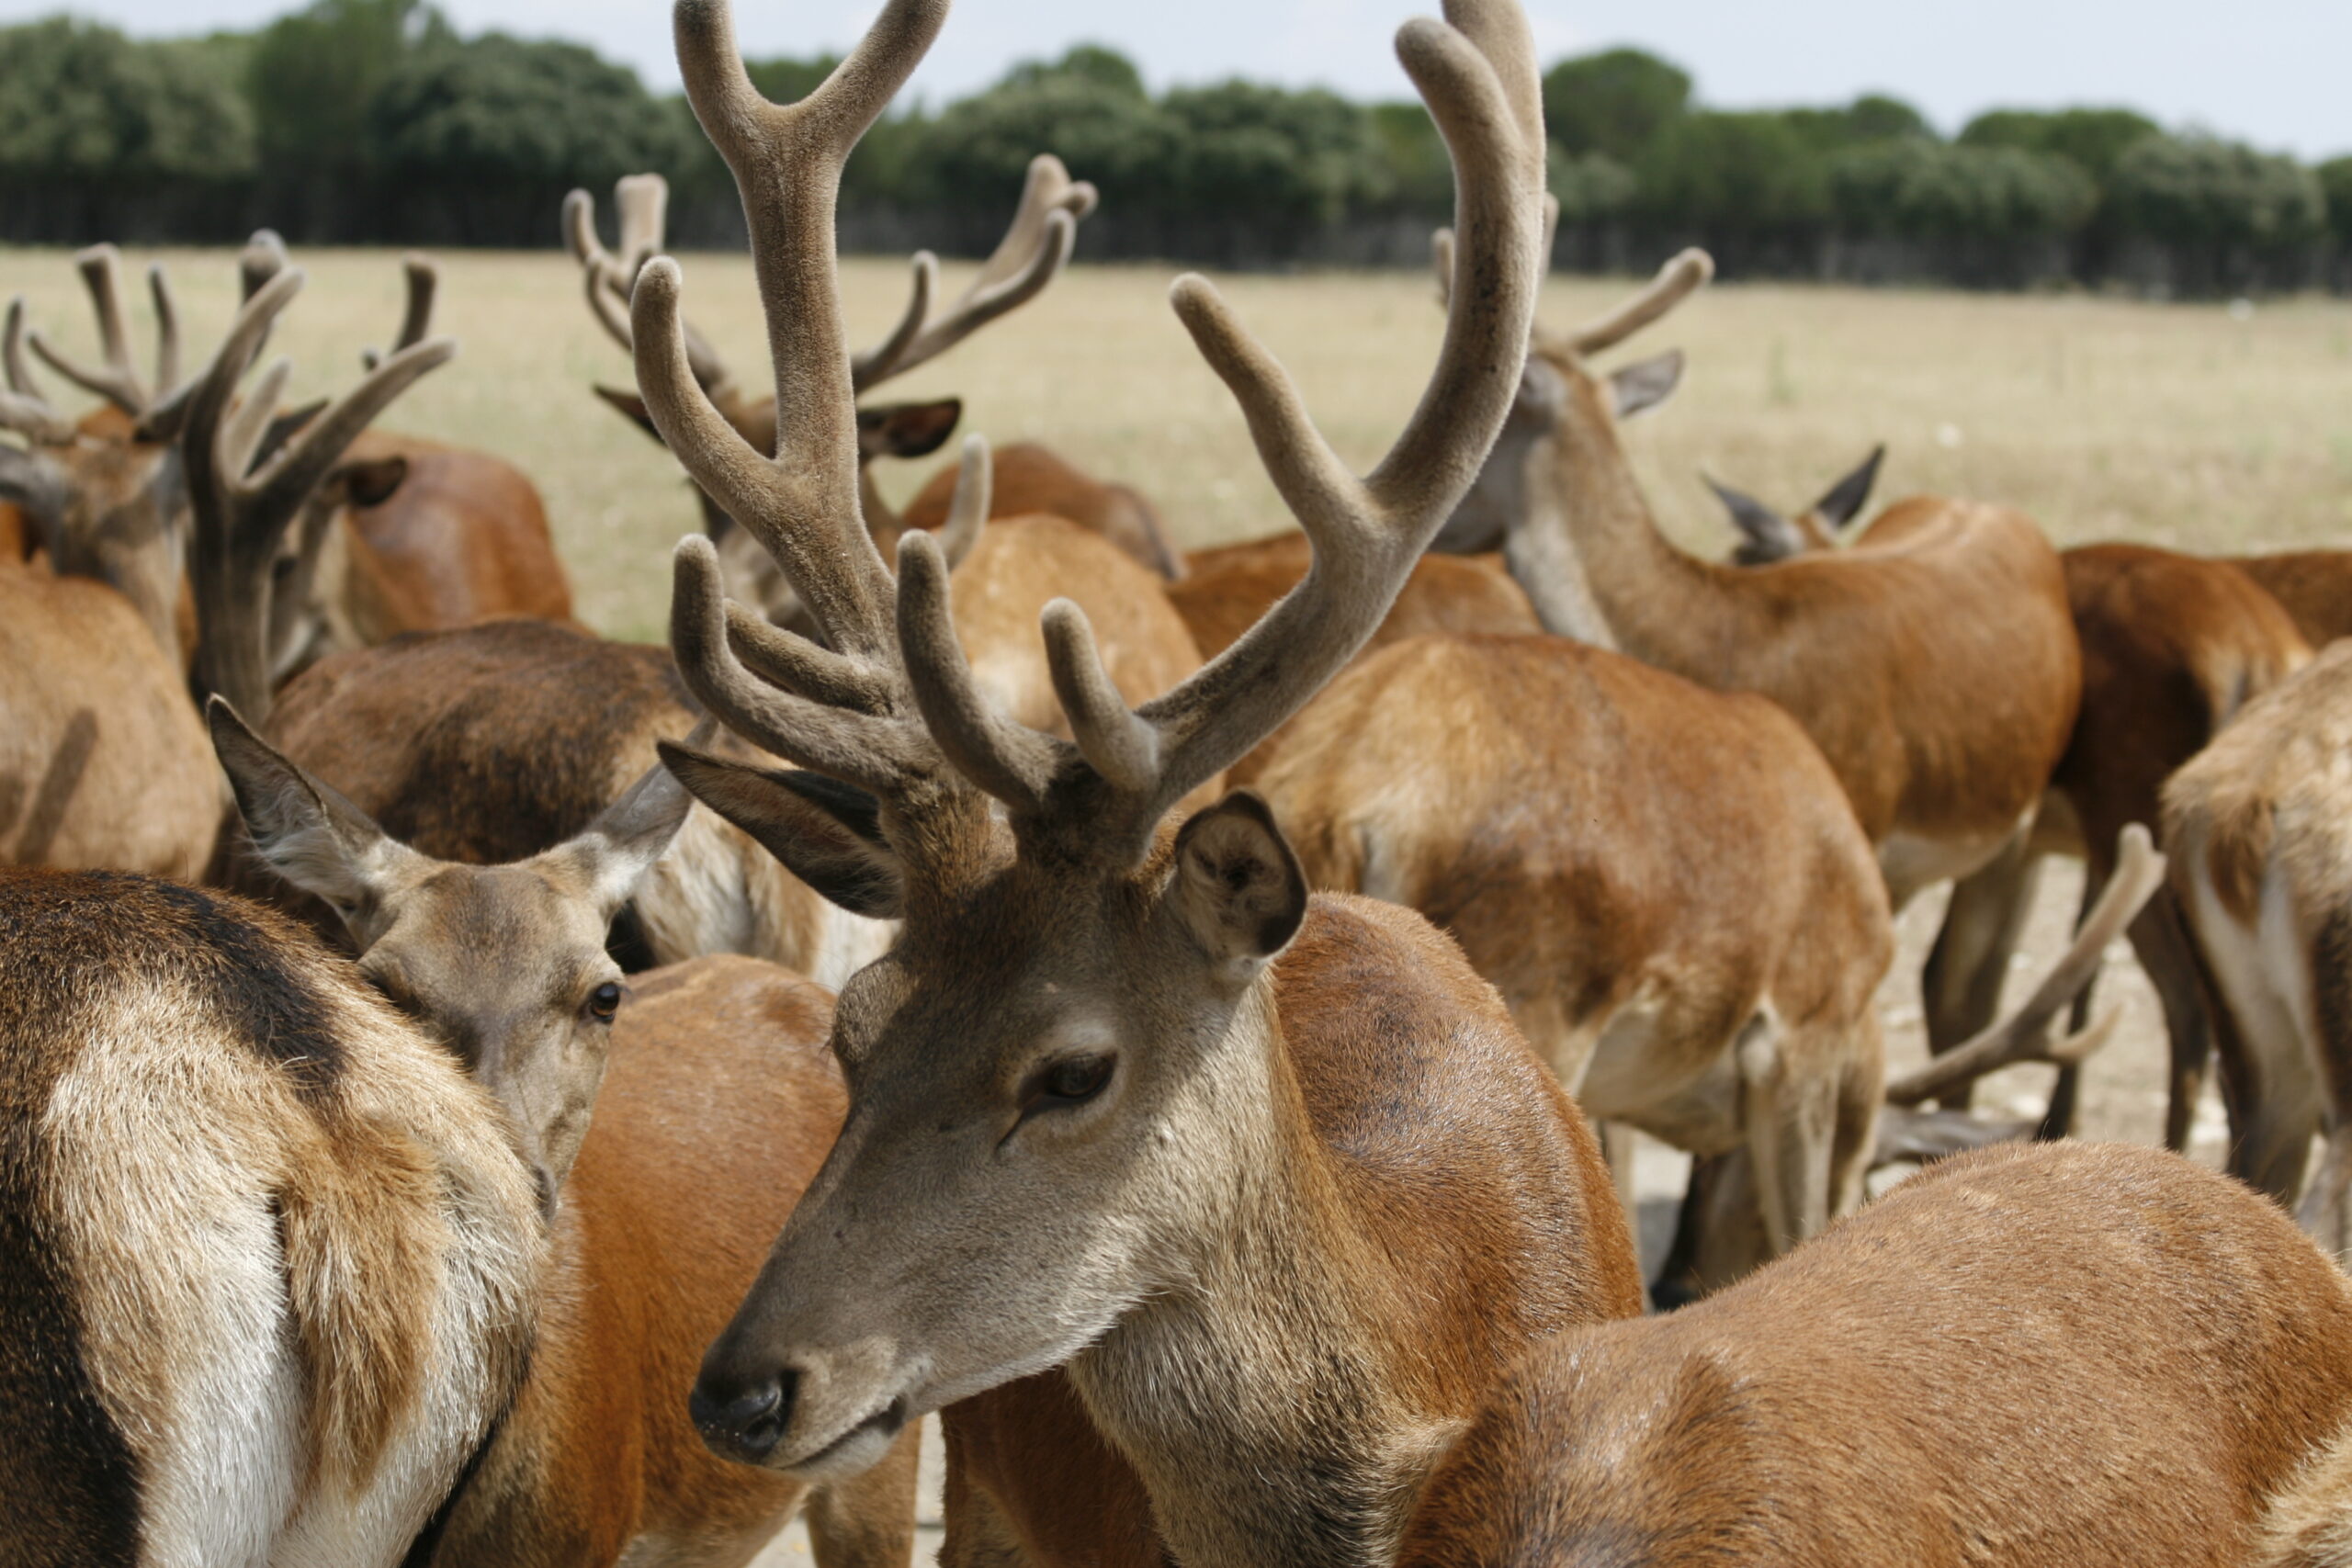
[[1066, 983, 1453, 1568], [1527, 376, 1738, 673]]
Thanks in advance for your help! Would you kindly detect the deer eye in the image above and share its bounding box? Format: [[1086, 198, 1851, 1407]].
[[587, 982, 624, 1022], [1022, 1054, 1114, 1116]]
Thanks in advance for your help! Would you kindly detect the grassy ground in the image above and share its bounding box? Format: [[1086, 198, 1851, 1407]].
[[6, 246, 2350, 644]]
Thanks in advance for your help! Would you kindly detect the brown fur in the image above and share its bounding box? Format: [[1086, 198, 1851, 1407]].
[[2164, 640, 2352, 1238], [1487, 344, 2079, 907], [316, 430, 576, 649], [901, 441, 1182, 579], [0, 564, 218, 879], [2256, 1423, 2352, 1568], [0, 867, 542, 1564], [909, 894, 1645, 1568], [1258, 634, 1890, 1256], [1170, 536, 1537, 783], [2230, 552, 2352, 650], [433, 956, 917, 1568], [1398, 1142, 2352, 1568]]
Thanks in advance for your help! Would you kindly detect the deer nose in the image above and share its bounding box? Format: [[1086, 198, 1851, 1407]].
[[689, 1368, 794, 1465]]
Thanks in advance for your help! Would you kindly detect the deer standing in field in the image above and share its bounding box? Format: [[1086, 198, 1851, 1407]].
[[623, 6, 1652, 1568], [1398, 1139, 2352, 1568], [570, 160, 1182, 592], [1713, 464, 2312, 1145], [203, 702, 922, 1568], [0, 251, 450, 883], [1430, 247, 2082, 916], [2164, 638, 2352, 1256]]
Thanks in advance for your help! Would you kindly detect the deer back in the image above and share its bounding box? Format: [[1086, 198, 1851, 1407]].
[[1398, 1141, 2352, 1568]]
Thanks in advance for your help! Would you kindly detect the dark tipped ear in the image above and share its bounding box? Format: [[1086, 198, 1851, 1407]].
[[251, 398, 332, 473], [1812, 444, 1885, 530], [1609, 350, 1684, 421], [858, 398, 964, 460], [594, 383, 663, 442], [205, 697, 416, 929], [1704, 474, 1809, 565], [0, 447, 67, 532], [658, 741, 904, 919], [548, 756, 695, 918], [1170, 792, 1307, 972], [330, 454, 409, 510]]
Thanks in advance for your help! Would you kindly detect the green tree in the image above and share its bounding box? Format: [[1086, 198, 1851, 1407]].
[[1827, 139, 2094, 241], [1958, 107, 2161, 182], [1637, 110, 1828, 232], [249, 0, 447, 178], [2106, 133, 2324, 247], [1782, 94, 1935, 152], [1541, 48, 1690, 163], [0, 17, 255, 182], [1160, 82, 1385, 222], [1366, 101, 1452, 213], [368, 33, 684, 188], [2316, 156, 2352, 245], [912, 51, 1175, 212]]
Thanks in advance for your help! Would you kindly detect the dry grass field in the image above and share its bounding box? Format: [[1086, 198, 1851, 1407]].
[[6, 241, 2348, 1561]]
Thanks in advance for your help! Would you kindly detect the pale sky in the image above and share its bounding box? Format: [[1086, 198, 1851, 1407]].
[[19, 0, 2351, 160]]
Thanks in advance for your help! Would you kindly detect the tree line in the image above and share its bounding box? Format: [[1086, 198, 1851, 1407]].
[[2, 0, 2346, 294]]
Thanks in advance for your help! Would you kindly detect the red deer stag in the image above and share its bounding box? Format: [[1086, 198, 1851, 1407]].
[[1399, 1140, 2352, 1568], [628, 6, 1645, 1568], [206, 705, 921, 1568], [2165, 638, 2352, 1257], [1431, 248, 2081, 916], [2, 255, 449, 882]]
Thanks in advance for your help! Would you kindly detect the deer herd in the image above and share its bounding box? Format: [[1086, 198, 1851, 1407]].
[[8, 0, 2352, 1564]]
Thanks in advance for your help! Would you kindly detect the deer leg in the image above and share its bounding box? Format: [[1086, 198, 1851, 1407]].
[[1736, 1020, 1825, 1258], [1599, 1122, 1642, 1235], [1648, 1156, 1718, 1312], [2038, 859, 2111, 1140], [2295, 906, 2352, 1260], [807, 1418, 923, 1568], [2127, 886, 2216, 1153], [1920, 828, 2044, 1111]]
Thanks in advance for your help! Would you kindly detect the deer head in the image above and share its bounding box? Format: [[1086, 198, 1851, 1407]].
[[208, 701, 692, 1215], [0, 248, 197, 652], [1706, 444, 1886, 566], [635, 0, 1546, 1479], [1430, 235, 1712, 643]]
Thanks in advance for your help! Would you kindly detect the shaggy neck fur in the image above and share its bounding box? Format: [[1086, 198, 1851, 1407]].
[[1066, 983, 1455, 1568]]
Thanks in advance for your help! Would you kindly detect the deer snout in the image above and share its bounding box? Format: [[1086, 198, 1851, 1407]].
[[689, 1366, 793, 1466]]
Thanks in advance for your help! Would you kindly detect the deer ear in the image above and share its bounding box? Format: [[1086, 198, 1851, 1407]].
[[548, 755, 695, 918], [205, 697, 417, 931], [1812, 443, 1885, 530], [1704, 474, 1809, 566], [594, 383, 662, 441], [658, 742, 904, 919], [1170, 792, 1306, 972], [331, 454, 409, 510], [858, 398, 964, 460], [1609, 350, 1684, 420]]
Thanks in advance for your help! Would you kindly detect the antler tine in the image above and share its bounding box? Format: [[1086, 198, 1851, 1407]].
[[147, 264, 179, 396], [1, 299, 74, 440], [28, 244, 150, 414], [572, 178, 741, 395], [1885, 826, 2165, 1107], [640, 0, 948, 663], [220, 358, 295, 479], [1561, 246, 1713, 358], [615, 174, 670, 277], [668, 537, 934, 795], [360, 254, 437, 372], [3, 297, 44, 402], [932, 431, 990, 570], [186, 266, 457, 721], [240, 231, 290, 302], [848, 252, 937, 394], [892, 0, 1546, 847], [852, 154, 1093, 393]]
